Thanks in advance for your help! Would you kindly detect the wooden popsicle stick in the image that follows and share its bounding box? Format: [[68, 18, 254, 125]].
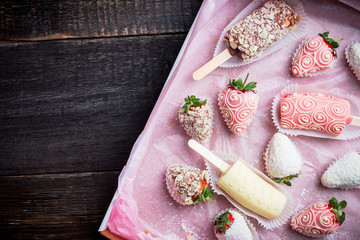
[[349, 116, 360, 126], [193, 49, 232, 81], [187, 139, 230, 173]]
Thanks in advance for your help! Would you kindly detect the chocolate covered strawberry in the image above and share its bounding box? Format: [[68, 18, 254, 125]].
[[321, 151, 360, 189], [292, 32, 341, 77], [179, 95, 212, 142], [219, 73, 259, 135], [291, 197, 347, 237], [165, 165, 214, 205], [264, 133, 302, 186], [214, 209, 254, 240]]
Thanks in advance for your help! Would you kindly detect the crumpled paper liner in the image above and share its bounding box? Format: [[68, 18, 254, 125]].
[[165, 164, 213, 206], [177, 96, 214, 143], [213, 208, 259, 240], [271, 83, 360, 140], [205, 151, 294, 230], [263, 132, 303, 180], [214, 0, 307, 68], [345, 41, 360, 81], [320, 150, 360, 190], [291, 33, 338, 78]]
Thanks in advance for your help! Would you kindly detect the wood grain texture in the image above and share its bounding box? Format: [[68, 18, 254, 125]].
[[0, 0, 198, 238], [0, 0, 203, 41], [0, 171, 119, 239], [0, 34, 186, 176]]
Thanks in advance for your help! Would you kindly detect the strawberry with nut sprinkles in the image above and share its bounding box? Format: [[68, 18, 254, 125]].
[[165, 165, 215, 206], [179, 95, 213, 142]]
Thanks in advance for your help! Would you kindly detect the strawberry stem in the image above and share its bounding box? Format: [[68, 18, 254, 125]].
[[227, 73, 257, 92], [242, 73, 250, 88]]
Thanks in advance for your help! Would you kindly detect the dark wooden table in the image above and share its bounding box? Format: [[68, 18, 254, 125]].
[[0, 1, 202, 239]]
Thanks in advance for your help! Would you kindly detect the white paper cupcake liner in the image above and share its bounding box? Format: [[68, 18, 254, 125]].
[[291, 33, 339, 78], [263, 132, 303, 180], [165, 164, 213, 206], [213, 208, 259, 240], [271, 83, 360, 140], [214, 0, 307, 68], [345, 41, 360, 81], [178, 95, 214, 143], [320, 150, 360, 190], [205, 151, 293, 230]]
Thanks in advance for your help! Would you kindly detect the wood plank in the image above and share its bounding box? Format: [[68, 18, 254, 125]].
[[0, 34, 186, 176], [0, 171, 118, 239], [0, 0, 202, 41]]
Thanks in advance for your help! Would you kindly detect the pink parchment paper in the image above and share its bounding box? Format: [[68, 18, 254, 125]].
[[106, 0, 360, 239]]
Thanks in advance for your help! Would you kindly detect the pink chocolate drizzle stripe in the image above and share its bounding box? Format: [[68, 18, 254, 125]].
[[291, 203, 339, 236], [219, 88, 258, 135]]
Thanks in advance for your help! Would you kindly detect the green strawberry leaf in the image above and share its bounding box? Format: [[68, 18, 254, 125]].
[[329, 197, 338, 208], [318, 32, 342, 58], [231, 78, 243, 88], [331, 41, 339, 48], [272, 173, 300, 186], [193, 186, 215, 205], [227, 73, 257, 92], [333, 49, 338, 58], [320, 32, 329, 38], [340, 212, 345, 225], [243, 81, 257, 91], [339, 200, 347, 210], [329, 197, 347, 225], [214, 210, 234, 234], [179, 95, 207, 113], [273, 178, 282, 183], [283, 179, 292, 186]]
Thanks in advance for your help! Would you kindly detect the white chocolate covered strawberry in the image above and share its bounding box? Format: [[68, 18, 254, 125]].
[[264, 133, 302, 186], [219, 74, 259, 135], [165, 165, 214, 205], [179, 95, 212, 142], [214, 209, 253, 240], [348, 42, 360, 80], [291, 197, 347, 237], [321, 151, 360, 189], [292, 32, 341, 77]]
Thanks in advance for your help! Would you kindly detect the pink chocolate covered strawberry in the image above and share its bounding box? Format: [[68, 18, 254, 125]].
[[292, 32, 341, 77], [291, 197, 347, 237], [179, 95, 212, 142], [219, 73, 259, 135]]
